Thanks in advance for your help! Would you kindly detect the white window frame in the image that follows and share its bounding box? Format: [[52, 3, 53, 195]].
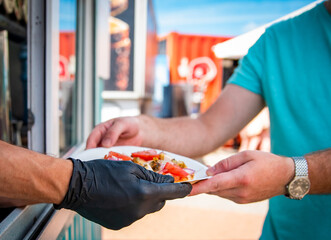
[[102, 0, 147, 100], [45, 0, 60, 156]]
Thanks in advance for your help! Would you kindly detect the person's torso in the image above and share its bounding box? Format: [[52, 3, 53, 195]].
[[259, 3, 331, 240], [261, 3, 331, 157]]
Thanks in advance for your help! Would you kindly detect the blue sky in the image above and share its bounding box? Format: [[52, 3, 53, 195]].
[[153, 0, 317, 37], [59, 0, 318, 36], [59, 0, 77, 31]]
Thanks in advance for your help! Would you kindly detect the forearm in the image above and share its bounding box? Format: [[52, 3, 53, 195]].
[[306, 148, 331, 194], [138, 85, 265, 158], [0, 141, 72, 207], [138, 115, 213, 157]]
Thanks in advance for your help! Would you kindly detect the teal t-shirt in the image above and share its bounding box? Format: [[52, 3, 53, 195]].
[[228, 2, 331, 239]]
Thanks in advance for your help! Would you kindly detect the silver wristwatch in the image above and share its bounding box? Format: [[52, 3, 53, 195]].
[[285, 156, 310, 200]]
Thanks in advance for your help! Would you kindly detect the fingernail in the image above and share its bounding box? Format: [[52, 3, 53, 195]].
[[206, 166, 215, 176], [102, 139, 111, 147]]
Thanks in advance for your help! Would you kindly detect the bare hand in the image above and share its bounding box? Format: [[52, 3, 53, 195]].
[[190, 151, 294, 204], [86, 117, 143, 149]]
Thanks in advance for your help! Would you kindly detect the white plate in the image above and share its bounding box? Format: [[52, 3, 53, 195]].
[[71, 146, 211, 184]]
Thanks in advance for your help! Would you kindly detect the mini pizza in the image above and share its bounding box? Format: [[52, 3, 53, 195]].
[[104, 149, 195, 182]]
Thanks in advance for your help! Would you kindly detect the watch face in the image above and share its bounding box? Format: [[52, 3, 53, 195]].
[[289, 177, 310, 199]]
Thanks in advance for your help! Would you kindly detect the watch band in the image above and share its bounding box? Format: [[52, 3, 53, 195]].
[[285, 156, 310, 199], [292, 156, 309, 177]]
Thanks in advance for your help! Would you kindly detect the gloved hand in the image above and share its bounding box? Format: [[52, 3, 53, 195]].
[[54, 159, 192, 230]]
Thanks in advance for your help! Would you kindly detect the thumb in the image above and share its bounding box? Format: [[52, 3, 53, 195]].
[[151, 182, 192, 200], [207, 151, 253, 175]]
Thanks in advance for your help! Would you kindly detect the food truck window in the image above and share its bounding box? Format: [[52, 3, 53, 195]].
[[59, 0, 78, 155], [0, 0, 105, 238]]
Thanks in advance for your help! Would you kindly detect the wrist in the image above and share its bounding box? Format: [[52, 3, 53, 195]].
[[54, 158, 85, 210], [48, 158, 73, 204], [138, 115, 152, 146], [282, 157, 295, 194]]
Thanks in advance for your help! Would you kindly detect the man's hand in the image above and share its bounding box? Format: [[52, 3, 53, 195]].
[[190, 151, 294, 203], [54, 159, 192, 230], [86, 117, 142, 149]]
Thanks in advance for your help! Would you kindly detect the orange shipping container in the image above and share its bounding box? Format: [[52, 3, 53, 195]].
[[165, 32, 231, 112], [59, 32, 76, 81]]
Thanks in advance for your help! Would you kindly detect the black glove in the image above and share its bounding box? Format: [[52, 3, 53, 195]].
[[54, 159, 192, 230]]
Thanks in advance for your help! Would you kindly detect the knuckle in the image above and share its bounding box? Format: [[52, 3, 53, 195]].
[[113, 118, 125, 129], [235, 198, 248, 204], [97, 122, 108, 132], [237, 189, 248, 199], [237, 173, 250, 187], [235, 191, 250, 204], [135, 209, 146, 220], [115, 160, 130, 169], [218, 159, 230, 171], [137, 185, 152, 200], [233, 198, 241, 204], [157, 201, 166, 212], [241, 150, 252, 158], [210, 181, 221, 192]]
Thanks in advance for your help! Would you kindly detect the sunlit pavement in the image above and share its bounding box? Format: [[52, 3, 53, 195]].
[[102, 148, 268, 240], [102, 194, 268, 240]]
